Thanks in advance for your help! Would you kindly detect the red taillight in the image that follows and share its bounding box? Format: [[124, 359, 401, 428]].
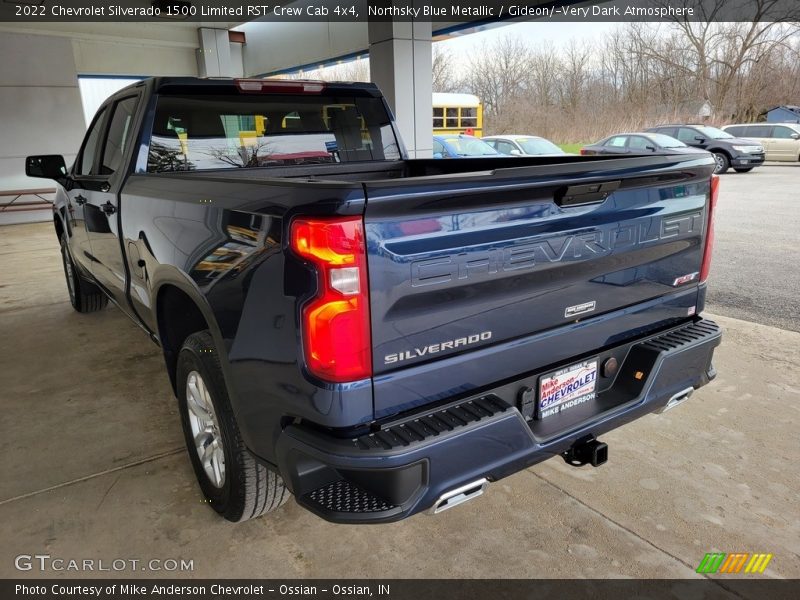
[[700, 174, 719, 282], [580, 148, 589, 155], [290, 217, 371, 383], [235, 79, 325, 94]]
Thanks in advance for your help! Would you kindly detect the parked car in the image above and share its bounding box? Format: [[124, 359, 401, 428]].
[[580, 132, 710, 156], [25, 77, 721, 525], [433, 134, 500, 158], [722, 123, 800, 162], [646, 124, 764, 174], [482, 135, 569, 156]]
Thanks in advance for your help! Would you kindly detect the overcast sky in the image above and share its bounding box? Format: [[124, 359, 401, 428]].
[[436, 20, 620, 53]]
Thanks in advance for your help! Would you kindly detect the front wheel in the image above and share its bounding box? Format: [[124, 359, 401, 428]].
[[712, 152, 730, 174], [734, 167, 754, 173], [177, 330, 290, 522]]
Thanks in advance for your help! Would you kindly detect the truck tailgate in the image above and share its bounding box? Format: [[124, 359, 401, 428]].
[[363, 154, 716, 417]]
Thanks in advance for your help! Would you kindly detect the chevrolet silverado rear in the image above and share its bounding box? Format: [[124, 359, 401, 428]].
[[28, 78, 721, 524]]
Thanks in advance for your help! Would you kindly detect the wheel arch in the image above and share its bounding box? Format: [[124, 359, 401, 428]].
[[153, 278, 227, 395], [708, 147, 732, 158]]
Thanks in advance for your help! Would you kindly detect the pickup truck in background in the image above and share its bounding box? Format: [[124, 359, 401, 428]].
[[26, 78, 722, 524]]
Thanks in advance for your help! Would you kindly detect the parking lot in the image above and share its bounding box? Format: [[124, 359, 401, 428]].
[[708, 165, 800, 332], [1, 164, 798, 583]]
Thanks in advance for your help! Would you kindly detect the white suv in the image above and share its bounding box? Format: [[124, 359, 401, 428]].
[[722, 123, 800, 162]]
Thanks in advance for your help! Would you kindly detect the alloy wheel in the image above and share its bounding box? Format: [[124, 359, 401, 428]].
[[185, 370, 226, 488]]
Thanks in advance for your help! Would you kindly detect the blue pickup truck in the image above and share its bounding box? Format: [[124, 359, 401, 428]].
[[26, 78, 721, 523]]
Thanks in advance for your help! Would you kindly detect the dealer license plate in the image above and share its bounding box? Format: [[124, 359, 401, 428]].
[[537, 359, 598, 420]]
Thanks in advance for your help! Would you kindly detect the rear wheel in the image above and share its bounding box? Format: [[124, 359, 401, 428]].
[[177, 330, 290, 522], [60, 237, 107, 313], [712, 152, 730, 174], [734, 167, 754, 173]]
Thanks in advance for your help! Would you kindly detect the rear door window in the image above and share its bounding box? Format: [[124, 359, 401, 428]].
[[147, 94, 400, 172], [744, 125, 772, 137], [605, 136, 628, 147]]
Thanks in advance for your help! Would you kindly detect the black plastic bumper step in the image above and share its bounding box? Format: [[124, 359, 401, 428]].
[[304, 480, 397, 514], [641, 319, 720, 353], [353, 395, 510, 451]]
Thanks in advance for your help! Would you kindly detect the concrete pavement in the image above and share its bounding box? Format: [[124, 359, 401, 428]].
[[1, 222, 798, 582], [707, 164, 800, 332]]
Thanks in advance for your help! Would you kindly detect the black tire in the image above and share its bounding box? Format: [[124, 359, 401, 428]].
[[60, 237, 108, 313], [177, 330, 290, 522], [712, 152, 730, 174], [734, 167, 754, 173]]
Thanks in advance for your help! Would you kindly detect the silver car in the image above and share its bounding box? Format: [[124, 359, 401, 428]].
[[482, 134, 571, 157]]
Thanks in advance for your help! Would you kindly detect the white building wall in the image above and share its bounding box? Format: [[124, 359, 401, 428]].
[[73, 38, 198, 77], [0, 33, 85, 204], [0, 25, 210, 223]]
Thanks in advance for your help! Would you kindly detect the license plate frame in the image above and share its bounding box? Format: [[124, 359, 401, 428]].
[[536, 358, 599, 420]]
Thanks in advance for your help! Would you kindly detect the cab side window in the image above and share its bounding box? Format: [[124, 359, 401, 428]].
[[76, 107, 108, 176], [101, 97, 138, 175]]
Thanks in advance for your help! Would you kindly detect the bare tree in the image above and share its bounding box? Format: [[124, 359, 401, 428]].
[[461, 35, 533, 116], [293, 58, 370, 82], [432, 45, 458, 92]]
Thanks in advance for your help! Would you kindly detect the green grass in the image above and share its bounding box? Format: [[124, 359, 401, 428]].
[[558, 143, 588, 154]]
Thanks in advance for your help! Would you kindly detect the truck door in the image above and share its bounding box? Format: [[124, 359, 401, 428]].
[[82, 94, 140, 315], [65, 106, 108, 279]]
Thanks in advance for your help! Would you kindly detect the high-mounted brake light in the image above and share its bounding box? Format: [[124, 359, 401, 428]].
[[235, 79, 326, 94], [290, 217, 371, 383], [700, 174, 719, 283]]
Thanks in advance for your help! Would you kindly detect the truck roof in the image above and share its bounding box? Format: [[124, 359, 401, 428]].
[[118, 76, 383, 97]]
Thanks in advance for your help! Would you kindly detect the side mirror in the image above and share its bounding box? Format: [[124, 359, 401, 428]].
[[26, 155, 67, 181], [646, 145, 657, 152], [791, 132, 800, 140], [694, 136, 706, 143], [433, 152, 444, 159], [509, 149, 522, 156]]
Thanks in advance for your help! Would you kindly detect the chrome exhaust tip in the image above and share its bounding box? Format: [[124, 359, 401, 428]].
[[429, 478, 488, 514], [656, 386, 695, 414]]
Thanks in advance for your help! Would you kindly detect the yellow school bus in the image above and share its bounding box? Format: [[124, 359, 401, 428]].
[[432, 93, 483, 137]]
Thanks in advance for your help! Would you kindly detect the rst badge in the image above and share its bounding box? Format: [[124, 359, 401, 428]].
[[537, 359, 598, 419], [565, 301, 596, 318]]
